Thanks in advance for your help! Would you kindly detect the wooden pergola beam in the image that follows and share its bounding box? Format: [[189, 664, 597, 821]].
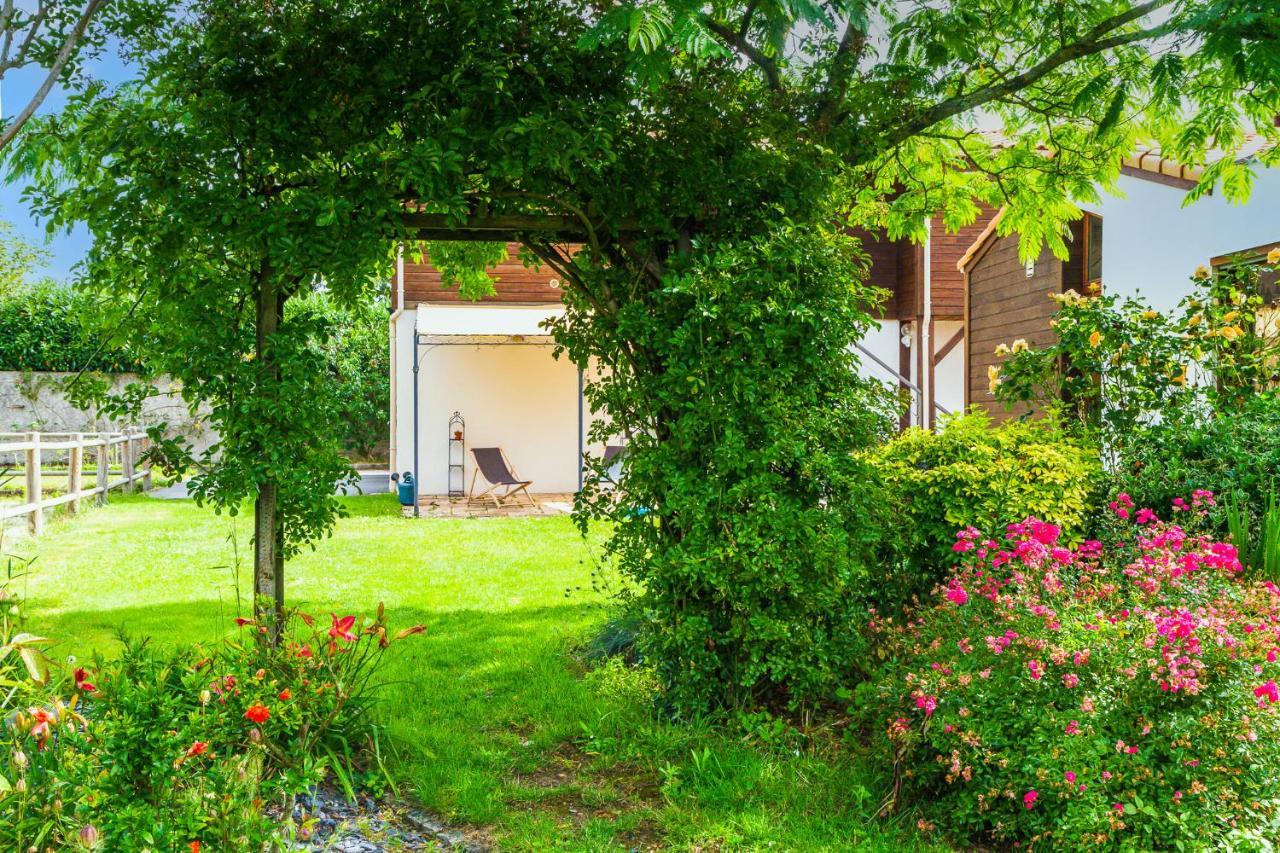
[[400, 212, 642, 242]]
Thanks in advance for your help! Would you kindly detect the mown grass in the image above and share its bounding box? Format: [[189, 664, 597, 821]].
[[5, 493, 938, 851]]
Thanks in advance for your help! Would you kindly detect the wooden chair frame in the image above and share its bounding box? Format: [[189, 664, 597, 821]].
[[468, 447, 539, 509]]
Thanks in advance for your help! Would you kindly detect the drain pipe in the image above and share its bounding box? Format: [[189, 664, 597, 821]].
[[921, 218, 933, 429], [388, 246, 405, 485], [412, 330, 421, 518]]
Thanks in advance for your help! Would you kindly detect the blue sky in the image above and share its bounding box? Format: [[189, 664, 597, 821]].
[[1, 42, 135, 280]]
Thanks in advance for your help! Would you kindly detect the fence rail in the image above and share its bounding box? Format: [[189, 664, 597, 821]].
[[0, 429, 152, 535]]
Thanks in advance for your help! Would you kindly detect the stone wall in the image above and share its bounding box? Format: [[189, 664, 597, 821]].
[[0, 371, 214, 452]]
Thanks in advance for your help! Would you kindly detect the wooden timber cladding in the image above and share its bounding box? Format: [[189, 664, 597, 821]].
[[929, 210, 1001, 318], [397, 243, 565, 308], [851, 206, 998, 321], [964, 229, 1072, 423]]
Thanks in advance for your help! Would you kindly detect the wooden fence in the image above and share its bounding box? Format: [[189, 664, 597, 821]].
[[0, 429, 153, 535]]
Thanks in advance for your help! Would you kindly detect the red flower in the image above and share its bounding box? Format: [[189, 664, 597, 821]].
[[28, 707, 56, 749], [296, 644, 313, 659], [243, 703, 270, 724], [234, 617, 253, 626], [190, 842, 201, 853], [278, 688, 291, 701], [185, 741, 209, 759], [329, 614, 357, 644], [74, 668, 98, 694]]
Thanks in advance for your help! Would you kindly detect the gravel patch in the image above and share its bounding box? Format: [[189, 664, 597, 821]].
[[274, 787, 491, 852]]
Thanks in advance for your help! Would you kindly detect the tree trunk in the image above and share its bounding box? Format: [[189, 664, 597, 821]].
[[254, 267, 283, 624]]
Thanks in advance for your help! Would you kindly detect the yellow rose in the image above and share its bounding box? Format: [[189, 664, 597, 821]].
[[1193, 265, 1211, 280], [1142, 310, 1159, 320], [1088, 330, 1102, 348], [1220, 325, 1244, 341], [1268, 247, 1280, 266], [1188, 313, 1203, 327], [1011, 338, 1029, 353], [994, 343, 1011, 357], [987, 365, 1002, 394], [1086, 280, 1102, 295], [1222, 310, 1239, 323], [1171, 365, 1187, 386]]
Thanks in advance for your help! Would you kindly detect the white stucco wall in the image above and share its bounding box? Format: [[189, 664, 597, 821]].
[[1089, 168, 1280, 311], [390, 304, 590, 495], [933, 319, 965, 417], [855, 318, 964, 425], [856, 319, 901, 387], [389, 309, 417, 484]]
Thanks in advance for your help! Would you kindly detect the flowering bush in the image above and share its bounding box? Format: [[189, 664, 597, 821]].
[[0, 601, 422, 850], [862, 493, 1280, 849], [992, 260, 1280, 460], [867, 412, 1102, 609]]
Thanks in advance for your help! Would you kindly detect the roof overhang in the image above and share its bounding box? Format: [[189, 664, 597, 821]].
[[956, 208, 1005, 273], [417, 333, 556, 346]]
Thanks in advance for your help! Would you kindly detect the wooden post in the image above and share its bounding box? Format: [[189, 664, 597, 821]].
[[25, 431, 42, 535], [140, 434, 152, 491], [68, 432, 84, 516], [96, 437, 108, 505], [122, 431, 136, 492]]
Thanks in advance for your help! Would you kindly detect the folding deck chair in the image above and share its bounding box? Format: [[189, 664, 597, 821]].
[[469, 447, 538, 508], [601, 444, 626, 490]]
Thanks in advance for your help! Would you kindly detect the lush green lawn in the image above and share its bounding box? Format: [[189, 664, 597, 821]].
[[7, 494, 936, 852]]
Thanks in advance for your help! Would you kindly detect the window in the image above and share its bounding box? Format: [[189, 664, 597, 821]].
[[1211, 240, 1280, 304], [1084, 214, 1103, 289]]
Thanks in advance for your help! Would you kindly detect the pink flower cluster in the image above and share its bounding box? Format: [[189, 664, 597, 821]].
[[878, 490, 1280, 845]]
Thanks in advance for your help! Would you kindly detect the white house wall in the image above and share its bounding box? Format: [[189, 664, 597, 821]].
[[1091, 169, 1280, 311], [389, 309, 418, 484], [933, 319, 965, 418], [855, 318, 965, 426], [390, 304, 596, 496], [414, 342, 582, 494]]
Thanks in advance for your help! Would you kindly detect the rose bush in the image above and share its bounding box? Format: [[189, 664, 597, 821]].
[[861, 493, 1280, 849]]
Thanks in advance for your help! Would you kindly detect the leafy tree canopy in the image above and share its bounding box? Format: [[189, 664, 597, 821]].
[[0, 0, 167, 151]]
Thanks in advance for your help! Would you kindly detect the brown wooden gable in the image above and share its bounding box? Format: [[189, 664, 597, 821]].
[[396, 243, 565, 308], [962, 230, 1070, 422]]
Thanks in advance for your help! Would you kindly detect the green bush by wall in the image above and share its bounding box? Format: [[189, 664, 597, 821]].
[[0, 283, 139, 373]]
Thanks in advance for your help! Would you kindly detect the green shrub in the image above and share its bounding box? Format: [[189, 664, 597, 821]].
[[992, 262, 1280, 458], [558, 227, 899, 715], [867, 411, 1103, 609], [1112, 392, 1280, 548], [291, 291, 390, 460], [861, 502, 1280, 849]]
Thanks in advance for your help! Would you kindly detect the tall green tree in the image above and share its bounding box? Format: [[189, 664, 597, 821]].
[[0, 220, 49, 297], [11, 0, 1279, 700]]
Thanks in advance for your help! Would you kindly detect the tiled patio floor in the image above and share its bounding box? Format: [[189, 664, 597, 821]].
[[403, 493, 575, 518]]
